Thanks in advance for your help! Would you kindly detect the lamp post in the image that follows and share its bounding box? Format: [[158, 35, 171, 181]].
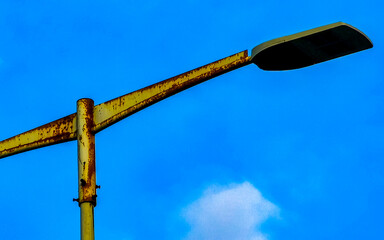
[[0, 22, 372, 240]]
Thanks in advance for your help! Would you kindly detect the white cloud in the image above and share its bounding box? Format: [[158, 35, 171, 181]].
[[182, 182, 278, 240]]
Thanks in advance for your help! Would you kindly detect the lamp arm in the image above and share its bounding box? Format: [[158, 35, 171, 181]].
[[0, 50, 251, 159], [93, 50, 251, 133]]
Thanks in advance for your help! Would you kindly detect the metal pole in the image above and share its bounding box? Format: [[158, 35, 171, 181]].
[[76, 98, 97, 240]]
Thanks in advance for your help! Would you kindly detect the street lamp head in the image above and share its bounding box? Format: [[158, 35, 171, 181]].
[[251, 22, 373, 71]]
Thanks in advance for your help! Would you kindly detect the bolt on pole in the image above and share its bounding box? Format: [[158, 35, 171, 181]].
[[76, 98, 97, 240]]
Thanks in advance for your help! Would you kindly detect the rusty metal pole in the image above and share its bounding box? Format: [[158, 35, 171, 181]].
[[76, 98, 97, 240]]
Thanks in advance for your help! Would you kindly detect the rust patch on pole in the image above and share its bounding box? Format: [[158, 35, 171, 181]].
[[76, 98, 97, 206]]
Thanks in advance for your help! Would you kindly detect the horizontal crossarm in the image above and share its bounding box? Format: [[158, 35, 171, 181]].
[[0, 50, 250, 159]]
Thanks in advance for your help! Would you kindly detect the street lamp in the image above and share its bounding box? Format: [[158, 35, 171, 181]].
[[252, 22, 373, 70], [0, 22, 373, 240]]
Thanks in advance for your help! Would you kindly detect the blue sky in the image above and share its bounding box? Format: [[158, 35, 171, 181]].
[[0, 1, 383, 239]]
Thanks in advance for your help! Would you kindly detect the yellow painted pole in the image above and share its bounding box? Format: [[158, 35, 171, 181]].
[[76, 98, 97, 240]]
